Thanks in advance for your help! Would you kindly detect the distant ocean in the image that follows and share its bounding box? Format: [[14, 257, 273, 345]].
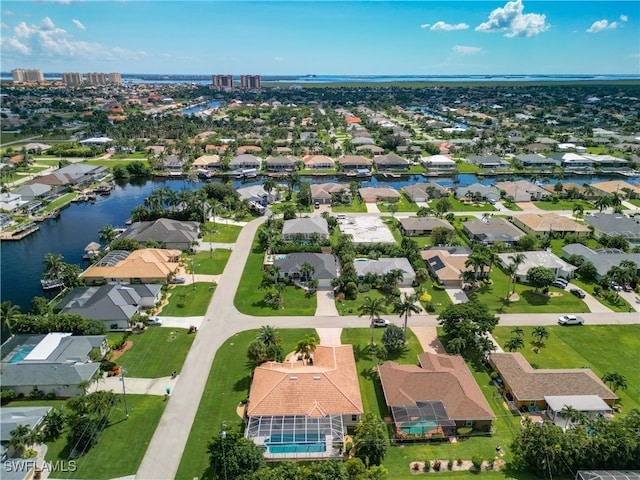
[[2, 73, 639, 84]]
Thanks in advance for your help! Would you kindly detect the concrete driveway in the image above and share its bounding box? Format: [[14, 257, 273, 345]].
[[315, 288, 340, 316], [445, 287, 469, 304], [566, 282, 613, 314], [91, 375, 176, 396], [316, 328, 342, 345], [366, 202, 380, 213], [157, 316, 204, 329]]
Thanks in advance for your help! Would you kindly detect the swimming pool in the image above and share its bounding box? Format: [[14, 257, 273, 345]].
[[266, 433, 326, 454], [9, 345, 34, 364], [354, 258, 369, 262], [400, 419, 439, 435]]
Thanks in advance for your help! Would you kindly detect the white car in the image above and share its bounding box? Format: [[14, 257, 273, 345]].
[[373, 318, 390, 327], [558, 315, 584, 325], [147, 316, 163, 326]]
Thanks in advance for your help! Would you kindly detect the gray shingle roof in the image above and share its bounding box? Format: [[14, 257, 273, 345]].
[[584, 214, 640, 240], [282, 217, 328, 236], [273, 253, 339, 280], [121, 218, 199, 247]]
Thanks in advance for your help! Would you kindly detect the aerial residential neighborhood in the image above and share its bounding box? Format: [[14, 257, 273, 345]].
[[1, 16, 640, 479]]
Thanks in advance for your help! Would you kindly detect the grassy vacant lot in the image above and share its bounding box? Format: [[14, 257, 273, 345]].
[[467, 267, 589, 314], [202, 223, 242, 243], [378, 194, 419, 212], [332, 197, 368, 213], [44, 394, 165, 479], [189, 249, 231, 275], [234, 237, 316, 316], [492, 325, 640, 412], [430, 196, 497, 212], [161, 282, 215, 316], [176, 328, 316, 480], [532, 199, 593, 211], [336, 288, 390, 316], [110, 327, 194, 377]]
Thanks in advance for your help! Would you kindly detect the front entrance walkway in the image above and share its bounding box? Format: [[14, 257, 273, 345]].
[[315, 288, 340, 316], [445, 287, 469, 304], [410, 327, 446, 354], [316, 328, 342, 346], [366, 202, 380, 213]]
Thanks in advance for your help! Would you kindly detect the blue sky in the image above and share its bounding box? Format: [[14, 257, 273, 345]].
[[1, 1, 638, 75]]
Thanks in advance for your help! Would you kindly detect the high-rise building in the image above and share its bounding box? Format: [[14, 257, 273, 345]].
[[240, 75, 261, 90], [12, 68, 44, 83], [211, 74, 234, 90], [62, 72, 84, 87], [108, 72, 122, 85], [86, 72, 107, 86]]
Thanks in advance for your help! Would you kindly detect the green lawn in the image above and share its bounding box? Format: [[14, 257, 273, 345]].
[[408, 164, 426, 173], [430, 196, 497, 212], [492, 325, 640, 412], [502, 202, 523, 211], [110, 327, 195, 377], [569, 278, 635, 313], [336, 289, 391, 316], [202, 223, 242, 243], [378, 194, 419, 212], [419, 283, 453, 315], [627, 198, 640, 208], [332, 197, 368, 213], [44, 394, 165, 479], [176, 328, 316, 480], [188, 250, 232, 275], [42, 192, 77, 212], [532, 199, 593, 211], [234, 237, 317, 316], [467, 267, 590, 314], [456, 162, 480, 173], [161, 282, 215, 316]]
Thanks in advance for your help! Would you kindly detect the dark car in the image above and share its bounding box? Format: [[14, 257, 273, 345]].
[[623, 284, 633, 292], [570, 288, 586, 299]]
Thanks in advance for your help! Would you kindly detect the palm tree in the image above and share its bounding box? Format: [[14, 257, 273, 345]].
[[532, 326, 549, 348], [98, 224, 118, 245], [511, 327, 524, 337], [299, 261, 315, 285], [560, 405, 581, 428], [358, 296, 387, 345], [262, 176, 276, 196], [209, 199, 223, 226], [602, 372, 628, 393], [294, 334, 318, 365], [42, 253, 64, 280], [504, 336, 524, 352], [286, 171, 300, 198], [504, 263, 517, 300], [1, 300, 21, 338], [594, 195, 611, 212], [257, 325, 283, 349], [465, 251, 487, 286], [392, 293, 421, 343], [572, 204, 584, 220], [508, 253, 525, 295]]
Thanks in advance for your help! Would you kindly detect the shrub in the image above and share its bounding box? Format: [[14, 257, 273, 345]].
[[336, 292, 345, 302], [457, 426, 473, 436], [358, 283, 372, 293], [431, 433, 444, 441], [433, 460, 442, 471], [23, 448, 37, 458], [424, 459, 431, 471], [100, 360, 117, 372], [425, 302, 436, 313], [46, 392, 56, 400], [432, 283, 445, 290], [472, 455, 484, 469], [345, 441, 353, 454], [448, 459, 454, 470], [1, 390, 15, 404]]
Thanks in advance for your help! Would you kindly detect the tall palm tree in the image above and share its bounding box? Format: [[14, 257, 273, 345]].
[[465, 251, 486, 286], [358, 296, 387, 345], [299, 261, 315, 285], [257, 325, 283, 348], [560, 405, 580, 428], [392, 293, 421, 343], [42, 253, 64, 280], [1, 301, 21, 338], [508, 253, 525, 294], [98, 224, 118, 245], [294, 334, 318, 366], [594, 195, 611, 212], [602, 371, 628, 393], [504, 336, 524, 352], [262, 176, 276, 196], [209, 199, 223, 226], [532, 326, 549, 348]]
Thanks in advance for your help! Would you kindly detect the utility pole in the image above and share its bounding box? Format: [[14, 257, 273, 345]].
[[120, 368, 129, 419]]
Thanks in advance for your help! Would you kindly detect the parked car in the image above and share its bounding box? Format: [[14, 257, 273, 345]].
[[373, 317, 390, 327], [570, 288, 586, 298], [558, 314, 584, 325], [147, 316, 162, 326], [611, 282, 622, 291], [170, 277, 186, 284], [552, 280, 567, 289], [623, 284, 633, 292], [314, 202, 320, 209]]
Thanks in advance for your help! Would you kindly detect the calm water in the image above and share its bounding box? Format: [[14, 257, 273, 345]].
[[1, 173, 637, 309]]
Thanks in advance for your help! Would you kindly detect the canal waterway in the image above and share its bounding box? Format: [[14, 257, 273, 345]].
[[1, 172, 638, 309]]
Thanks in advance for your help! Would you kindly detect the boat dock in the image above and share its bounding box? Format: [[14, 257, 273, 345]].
[[0, 222, 39, 241]]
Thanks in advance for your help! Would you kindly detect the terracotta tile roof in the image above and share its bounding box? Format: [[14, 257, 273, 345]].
[[378, 353, 495, 421], [515, 213, 590, 233], [247, 345, 363, 417], [81, 248, 180, 282], [489, 353, 617, 403]]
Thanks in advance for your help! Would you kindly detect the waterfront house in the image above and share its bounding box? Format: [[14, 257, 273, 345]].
[[265, 155, 298, 172], [0, 332, 107, 398], [282, 217, 329, 241], [273, 253, 339, 288], [550, 153, 594, 170], [303, 155, 335, 170], [463, 218, 526, 247], [399, 217, 454, 237], [583, 154, 629, 170], [245, 345, 363, 460], [379, 353, 495, 439], [311, 183, 350, 205], [466, 155, 510, 170], [358, 186, 401, 203], [373, 153, 410, 171], [192, 154, 222, 171], [120, 218, 200, 251], [229, 154, 262, 170], [337, 155, 372, 171], [353, 257, 415, 286], [583, 213, 640, 245], [421, 155, 457, 172], [403, 183, 447, 202], [163, 155, 184, 173], [11, 183, 52, 202], [54, 283, 162, 330], [515, 154, 556, 170], [0, 193, 27, 213], [494, 180, 550, 202], [511, 213, 589, 238], [237, 185, 280, 205]]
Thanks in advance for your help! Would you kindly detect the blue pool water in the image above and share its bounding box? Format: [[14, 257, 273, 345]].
[[400, 419, 439, 434], [9, 345, 34, 363], [266, 433, 326, 454]]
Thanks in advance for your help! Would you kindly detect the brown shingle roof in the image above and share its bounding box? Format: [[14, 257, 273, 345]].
[[247, 345, 363, 417], [489, 353, 617, 403], [378, 353, 495, 421]]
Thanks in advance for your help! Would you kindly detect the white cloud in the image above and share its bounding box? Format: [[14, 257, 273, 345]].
[[3, 10, 14, 16], [430, 21, 469, 31], [453, 45, 483, 55], [620, 15, 628, 22], [476, 0, 549, 38], [420, 23, 430, 29], [72, 19, 86, 30], [274, 56, 283, 62], [587, 19, 620, 33], [1, 22, 9, 29], [2, 16, 144, 61]]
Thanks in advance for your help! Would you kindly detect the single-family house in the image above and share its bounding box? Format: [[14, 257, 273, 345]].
[[337, 155, 372, 171], [512, 213, 590, 238], [421, 247, 483, 287], [463, 218, 525, 246], [356, 144, 385, 155], [399, 217, 454, 236], [403, 183, 447, 202], [120, 218, 200, 251], [244, 345, 363, 459], [373, 153, 410, 171], [489, 352, 617, 412], [466, 155, 510, 170], [353, 257, 415, 286], [1, 406, 51, 462], [54, 284, 162, 330], [515, 154, 556, 170], [23, 142, 51, 154], [454, 183, 500, 203], [421, 155, 457, 172], [584, 213, 640, 245], [11, 183, 52, 202], [379, 353, 495, 439], [589, 181, 640, 199], [0, 193, 27, 213], [358, 186, 401, 203], [265, 156, 298, 172], [80, 248, 181, 285], [583, 154, 629, 170], [496, 251, 576, 282], [0, 333, 107, 398], [237, 185, 279, 205], [192, 155, 222, 171], [494, 180, 550, 202], [551, 153, 594, 170], [229, 154, 262, 170], [282, 217, 329, 241], [311, 183, 350, 205], [303, 155, 335, 170], [561, 244, 640, 280], [163, 155, 184, 173], [273, 253, 339, 288]]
